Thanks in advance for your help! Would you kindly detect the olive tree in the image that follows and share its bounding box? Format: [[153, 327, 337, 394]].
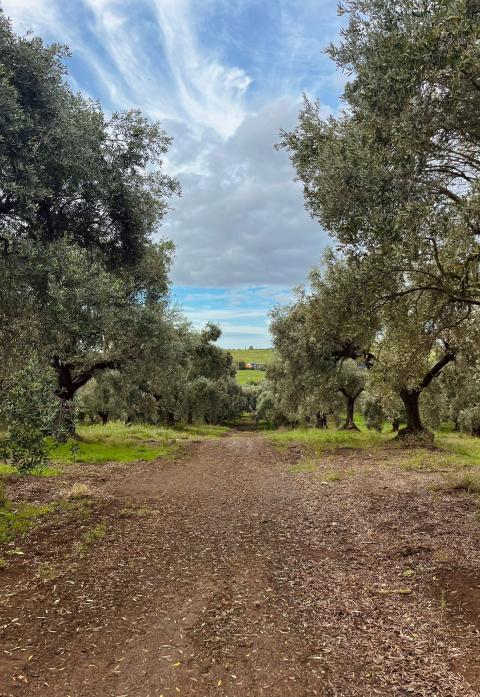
[[269, 258, 374, 430], [280, 0, 480, 441], [0, 16, 179, 426]]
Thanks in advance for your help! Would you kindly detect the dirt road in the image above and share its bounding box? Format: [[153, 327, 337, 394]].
[[1, 432, 480, 696]]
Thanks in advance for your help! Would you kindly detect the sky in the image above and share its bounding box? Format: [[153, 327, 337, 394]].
[[2, 0, 346, 348]]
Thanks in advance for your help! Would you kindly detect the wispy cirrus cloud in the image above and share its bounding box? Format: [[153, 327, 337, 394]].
[[151, 0, 251, 137], [2, 0, 345, 346]]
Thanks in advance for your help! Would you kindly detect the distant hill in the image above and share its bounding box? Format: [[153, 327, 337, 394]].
[[228, 348, 274, 365]]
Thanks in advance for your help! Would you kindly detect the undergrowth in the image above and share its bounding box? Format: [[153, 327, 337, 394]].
[[270, 425, 389, 455], [50, 421, 229, 465], [0, 421, 230, 471], [0, 500, 55, 545]]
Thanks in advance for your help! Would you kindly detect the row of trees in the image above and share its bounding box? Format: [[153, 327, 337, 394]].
[[0, 16, 244, 470], [266, 0, 480, 443]]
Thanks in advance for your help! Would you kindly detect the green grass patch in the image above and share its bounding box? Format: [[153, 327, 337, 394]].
[[0, 501, 55, 545], [235, 369, 266, 385], [51, 438, 173, 465], [398, 450, 464, 472], [436, 433, 480, 466], [269, 425, 389, 455], [1, 421, 230, 471], [324, 469, 347, 482], [0, 461, 64, 477], [229, 348, 274, 364], [448, 471, 480, 494], [289, 459, 318, 474], [49, 421, 229, 465], [74, 522, 107, 555], [270, 421, 480, 466]]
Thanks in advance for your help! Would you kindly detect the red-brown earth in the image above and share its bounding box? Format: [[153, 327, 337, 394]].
[[1, 431, 480, 696]]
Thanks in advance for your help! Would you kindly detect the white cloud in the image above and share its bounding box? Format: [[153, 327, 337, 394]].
[[165, 98, 331, 287], [2, 0, 344, 345], [151, 0, 251, 138]]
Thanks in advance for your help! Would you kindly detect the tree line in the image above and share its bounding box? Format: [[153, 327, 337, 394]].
[[2, 1, 480, 468], [257, 0, 480, 444]]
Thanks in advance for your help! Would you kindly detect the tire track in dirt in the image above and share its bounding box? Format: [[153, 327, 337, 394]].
[[1, 432, 480, 696]]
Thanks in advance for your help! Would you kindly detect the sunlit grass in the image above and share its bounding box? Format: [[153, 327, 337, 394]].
[[49, 421, 230, 465], [270, 417, 480, 476], [228, 349, 274, 364], [448, 470, 480, 494], [235, 369, 266, 385], [436, 433, 480, 465], [0, 462, 67, 477], [398, 451, 463, 471], [269, 424, 390, 454], [0, 421, 230, 471]]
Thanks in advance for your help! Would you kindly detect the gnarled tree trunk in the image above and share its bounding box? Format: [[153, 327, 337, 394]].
[[52, 355, 119, 436], [399, 390, 423, 433], [339, 394, 360, 431], [396, 350, 456, 446], [98, 410, 109, 426], [338, 386, 363, 431]]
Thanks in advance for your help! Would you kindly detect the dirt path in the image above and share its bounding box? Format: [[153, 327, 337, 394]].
[[1, 432, 480, 696]]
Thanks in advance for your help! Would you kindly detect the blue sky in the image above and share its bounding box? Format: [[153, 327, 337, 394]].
[[3, 0, 345, 348]]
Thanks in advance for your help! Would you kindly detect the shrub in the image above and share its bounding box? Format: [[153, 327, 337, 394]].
[[0, 356, 68, 474], [362, 397, 385, 432], [458, 406, 480, 437], [66, 483, 92, 500], [449, 471, 480, 495]]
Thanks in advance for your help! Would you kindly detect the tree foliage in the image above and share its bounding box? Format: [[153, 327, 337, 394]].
[[278, 0, 480, 441], [0, 356, 65, 473]]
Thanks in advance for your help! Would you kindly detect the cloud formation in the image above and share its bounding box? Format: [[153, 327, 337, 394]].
[[164, 98, 331, 287], [2, 0, 344, 346]]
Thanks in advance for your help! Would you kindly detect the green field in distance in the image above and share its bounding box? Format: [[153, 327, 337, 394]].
[[228, 348, 274, 364], [228, 349, 273, 385]]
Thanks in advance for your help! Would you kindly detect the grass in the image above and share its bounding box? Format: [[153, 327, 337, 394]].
[[0, 421, 230, 472], [0, 462, 65, 476], [120, 503, 158, 517], [288, 459, 318, 474], [270, 423, 389, 455], [398, 451, 462, 471], [236, 369, 266, 385], [271, 416, 480, 489], [0, 500, 56, 545], [448, 471, 480, 494], [229, 348, 274, 364], [74, 522, 107, 555], [66, 482, 92, 499], [50, 422, 180, 465], [0, 421, 230, 473], [436, 433, 480, 465], [49, 421, 230, 466]]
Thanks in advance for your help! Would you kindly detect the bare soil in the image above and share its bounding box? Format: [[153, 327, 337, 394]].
[[1, 432, 480, 696]]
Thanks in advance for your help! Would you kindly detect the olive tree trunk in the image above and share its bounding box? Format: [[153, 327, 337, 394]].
[[339, 394, 360, 431], [395, 351, 456, 445]]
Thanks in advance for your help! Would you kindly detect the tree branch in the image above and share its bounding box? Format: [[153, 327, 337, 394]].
[[71, 359, 122, 393], [419, 351, 456, 391]]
